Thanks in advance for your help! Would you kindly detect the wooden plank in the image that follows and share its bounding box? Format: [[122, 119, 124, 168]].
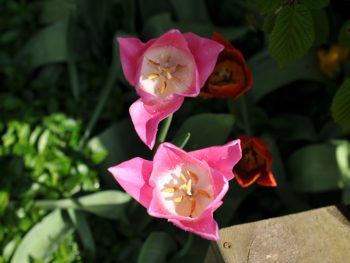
[[204, 205, 350, 263]]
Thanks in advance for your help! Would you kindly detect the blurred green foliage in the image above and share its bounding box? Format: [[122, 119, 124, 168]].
[[1, 0, 350, 262]]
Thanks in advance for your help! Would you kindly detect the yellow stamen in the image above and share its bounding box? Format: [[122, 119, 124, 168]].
[[148, 73, 159, 80], [162, 187, 178, 193], [160, 81, 167, 94], [190, 199, 196, 216], [197, 189, 211, 199], [174, 196, 183, 203], [185, 179, 192, 196], [187, 170, 199, 183], [180, 172, 187, 183]]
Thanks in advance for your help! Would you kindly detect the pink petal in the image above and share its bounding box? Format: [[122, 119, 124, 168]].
[[209, 169, 229, 211], [169, 209, 219, 241], [190, 140, 242, 180], [117, 37, 145, 86], [129, 96, 184, 150], [184, 33, 224, 91], [108, 157, 153, 208], [149, 142, 209, 186]]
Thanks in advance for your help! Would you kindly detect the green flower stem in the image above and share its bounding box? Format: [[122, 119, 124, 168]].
[[174, 233, 193, 259], [153, 114, 173, 153]]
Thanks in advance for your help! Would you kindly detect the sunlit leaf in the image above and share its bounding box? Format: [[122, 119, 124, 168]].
[[34, 191, 131, 219], [11, 210, 74, 263], [287, 144, 343, 192]]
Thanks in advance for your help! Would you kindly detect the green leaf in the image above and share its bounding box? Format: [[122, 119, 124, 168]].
[[17, 20, 69, 70], [335, 140, 350, 187], [175, 113, 234, 150], [34, 191, 131, 219], [11, 210, 74, 263], [287, 144, 343, 192], [137, 232, 176, 263], [0, 191, 9, 216], [269, 4, 315, 65], [331, 78, 350, 131], [68, 210, 96, 258], [339, 20, 350, 48], [301, 0, 329, 9], [39, 0, 75, 24], [268, 114, 317, 141], [248, 49, 323, 101]]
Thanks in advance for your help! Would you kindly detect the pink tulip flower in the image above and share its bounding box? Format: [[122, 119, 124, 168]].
[[108, 140, 241, 240], [118, 30, 224, 149]]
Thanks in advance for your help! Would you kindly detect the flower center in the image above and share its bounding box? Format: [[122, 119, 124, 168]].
[[208, 59, 245, 86], [237, 145, 265, 172], [140, 46, 195, 98], [160, 169, 213, 218]]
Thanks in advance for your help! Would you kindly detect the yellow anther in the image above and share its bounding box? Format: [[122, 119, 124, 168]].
[[197, 189, 211, 199], [174, 196, 183, 203], [162, 187, 177, 193], [148, 73, 159, 80], [180, 172, 187, 183], [185, 179, 192, 196], [187, 170, 199, 183], [190, 199, 196, 216]]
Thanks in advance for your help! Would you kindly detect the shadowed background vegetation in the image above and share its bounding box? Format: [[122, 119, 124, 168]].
[[1, 0, 350, 262]]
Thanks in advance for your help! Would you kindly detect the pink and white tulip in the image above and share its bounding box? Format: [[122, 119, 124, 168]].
[[118, 30, 224, 149], [108, 140, 241, 240]]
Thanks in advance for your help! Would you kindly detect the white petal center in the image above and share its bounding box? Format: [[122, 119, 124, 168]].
[[156, 165, 214, 218], [139, 46, 195, 98]]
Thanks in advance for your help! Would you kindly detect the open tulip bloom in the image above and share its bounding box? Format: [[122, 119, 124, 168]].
[[118, 29, 224, 149], [108, 140, 241, 240]]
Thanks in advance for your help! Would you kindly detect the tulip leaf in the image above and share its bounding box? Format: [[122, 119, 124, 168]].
[[137, 232, 176, 263], [11, 210, 74, 263], [171, 133, 191, 149], [176, 113, 234, 150], [34, 191, 131, 220], [339, 20, 350, 48], [287, 144, 344, 192], [269, 4, 314, 65], [248, 49, 323, 101], [331, 78, 350, 131], [17, 20, 69, 70]]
